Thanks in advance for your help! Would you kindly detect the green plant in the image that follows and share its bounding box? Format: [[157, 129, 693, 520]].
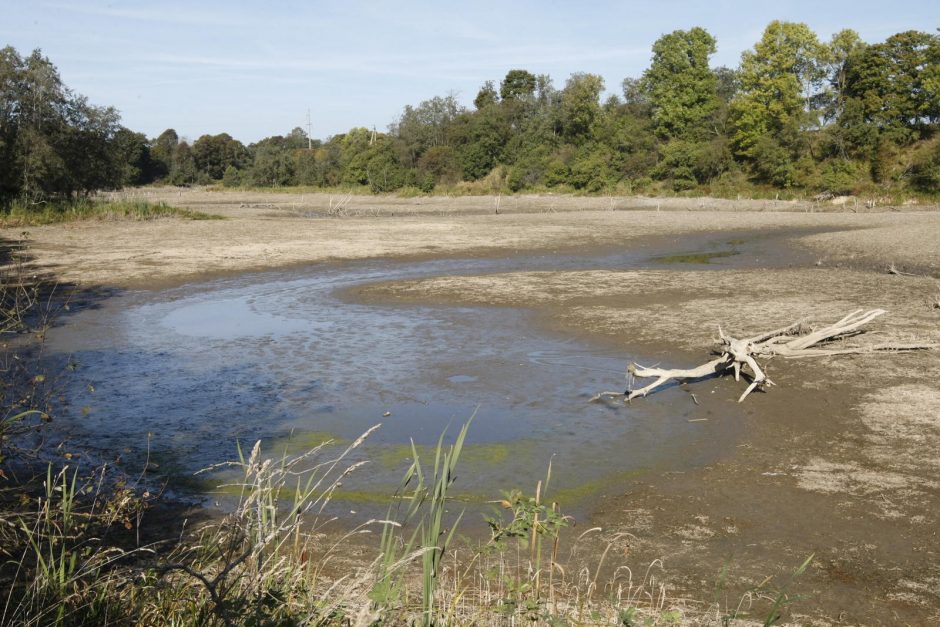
[[761, 553, 814, 626], [373, 419, 471, 626]]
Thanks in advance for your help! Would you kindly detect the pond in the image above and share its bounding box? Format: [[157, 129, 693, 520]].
[[43, 230, 807, 523]]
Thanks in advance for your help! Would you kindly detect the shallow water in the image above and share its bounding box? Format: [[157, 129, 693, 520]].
[[42, 230, 810, 522]]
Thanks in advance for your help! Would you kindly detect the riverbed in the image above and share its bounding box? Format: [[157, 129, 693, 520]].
[[41, 229, 807, 522]]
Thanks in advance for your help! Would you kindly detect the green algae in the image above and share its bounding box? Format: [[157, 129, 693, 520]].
[[654, 250, 740, 264], [266, 430, 349, 455]]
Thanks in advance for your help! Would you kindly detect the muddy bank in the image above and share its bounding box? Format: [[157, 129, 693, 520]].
[[354, 251, 940, 623]]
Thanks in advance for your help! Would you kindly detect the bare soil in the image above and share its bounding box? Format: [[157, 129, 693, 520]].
[[7, 187, 939, 287], [5, 189, 940, 624]]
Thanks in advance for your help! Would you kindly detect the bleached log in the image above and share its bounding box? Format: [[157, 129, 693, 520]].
[[626, 357, 729, 400], [621, 309, 935, 403]]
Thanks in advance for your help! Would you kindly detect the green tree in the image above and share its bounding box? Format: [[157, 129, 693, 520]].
[[247, 136, 295, 187], [168, 140, 197, 186], [112, 128, 153, 186], [392, 94, 463, 167], [193, 133, 249, 180], [0, 47, 23, 200], [842, 30, 940, 144], [150, 128, 179, 181], [643, 27, 719, 140], [819, 30, 865, 123], [910, 141, 940, 193], [559, 73, 604, 143], [0, 47, 126, 201], [454, 105, 508, 180], [222, 164, 241, 187], [731, 21, 826, 158], [473, 81, 499, 109], [499, 69, 537, 101]]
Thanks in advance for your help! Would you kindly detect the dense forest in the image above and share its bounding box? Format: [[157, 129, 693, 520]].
[[2, 21, 938, 205]]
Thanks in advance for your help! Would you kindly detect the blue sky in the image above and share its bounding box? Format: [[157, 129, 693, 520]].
[[3, 1, 937, 144]]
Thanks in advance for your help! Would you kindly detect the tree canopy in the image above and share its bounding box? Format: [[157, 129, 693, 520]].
[[2, 22, 938, 207]]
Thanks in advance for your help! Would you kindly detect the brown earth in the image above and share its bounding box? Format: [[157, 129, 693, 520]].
[[5, 187, 938, 287], [4, 190, 940, 624]]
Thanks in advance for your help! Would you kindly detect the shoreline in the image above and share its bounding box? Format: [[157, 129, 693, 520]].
[[5, 191, 940, 622]]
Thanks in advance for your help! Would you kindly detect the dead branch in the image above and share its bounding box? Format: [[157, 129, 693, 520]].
[[622, 309, 936, 403]]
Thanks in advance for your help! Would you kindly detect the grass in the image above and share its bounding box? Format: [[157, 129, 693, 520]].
[[0, 199, 224, 226], [0, 422, 818, 625]]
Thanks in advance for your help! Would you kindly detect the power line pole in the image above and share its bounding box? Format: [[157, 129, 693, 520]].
[[306, 109, 313, 150]]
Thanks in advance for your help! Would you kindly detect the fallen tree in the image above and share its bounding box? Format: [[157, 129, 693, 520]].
[[594, 309, 935, 404]]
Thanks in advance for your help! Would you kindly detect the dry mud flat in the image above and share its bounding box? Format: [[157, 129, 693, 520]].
[[5, 191, 940, 623], [7, 188, 940, 287]]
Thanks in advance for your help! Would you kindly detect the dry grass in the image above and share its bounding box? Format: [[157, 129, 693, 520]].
[[0, 199, 222, 227]]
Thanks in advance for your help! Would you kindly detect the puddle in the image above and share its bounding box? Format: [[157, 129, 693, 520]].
[[41, 229, 817, 525]]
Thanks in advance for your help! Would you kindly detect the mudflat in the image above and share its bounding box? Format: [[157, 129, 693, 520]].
[[5, 190, 940, 623], [7, 188, 939, 287]]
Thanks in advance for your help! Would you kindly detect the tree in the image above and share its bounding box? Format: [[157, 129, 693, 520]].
[[730, 21, 826, 158], [842, 30, 940, 144], [818, 29, 866, 123], [221, 165, 241, 187], [193, 133, 249, 180], [621, 77, 650, 112], [474, 81, 499, 110], [559, 73, 604, 143], [0, 47, 23, 199], [0, 46, 128, 201], [392, 94, 463, 167], [246, 134, 297, 187], [500, 69, 537, 101], [150, 128, 179, 181], [642, 27, 719, 140], [455, 105, 508, 180], [112, 128, 153, 186], [168, 140, 197, 186]]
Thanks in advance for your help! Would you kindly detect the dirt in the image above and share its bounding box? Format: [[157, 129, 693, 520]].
[[5, 189, 940, 624], [5, 188, 939, 288]]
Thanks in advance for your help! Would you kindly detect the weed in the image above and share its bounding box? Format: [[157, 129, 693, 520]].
[[0, 199, 223, 226]]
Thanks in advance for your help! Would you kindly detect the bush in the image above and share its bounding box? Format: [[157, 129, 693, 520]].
[[568, 145, 613, 191], [653, 139, 732, 190], [221, 165, 241, 188], [749, 137, 796, 187], [820, 159, 865, 195], [910, 142, 940, 193]]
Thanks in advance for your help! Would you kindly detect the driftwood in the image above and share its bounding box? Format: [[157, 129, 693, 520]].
[[595, 309, 935, 404]]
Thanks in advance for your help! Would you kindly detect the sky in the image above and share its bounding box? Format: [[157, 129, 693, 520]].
[[3, 1, 938, 144]]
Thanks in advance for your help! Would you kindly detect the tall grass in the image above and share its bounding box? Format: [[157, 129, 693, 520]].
[[0, 421, 817, 625], [0, 199, 223, 226], [372, 420, 470, 625]]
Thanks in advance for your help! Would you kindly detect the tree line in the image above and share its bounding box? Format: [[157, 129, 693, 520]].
[[2, 21, 938, 207]]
